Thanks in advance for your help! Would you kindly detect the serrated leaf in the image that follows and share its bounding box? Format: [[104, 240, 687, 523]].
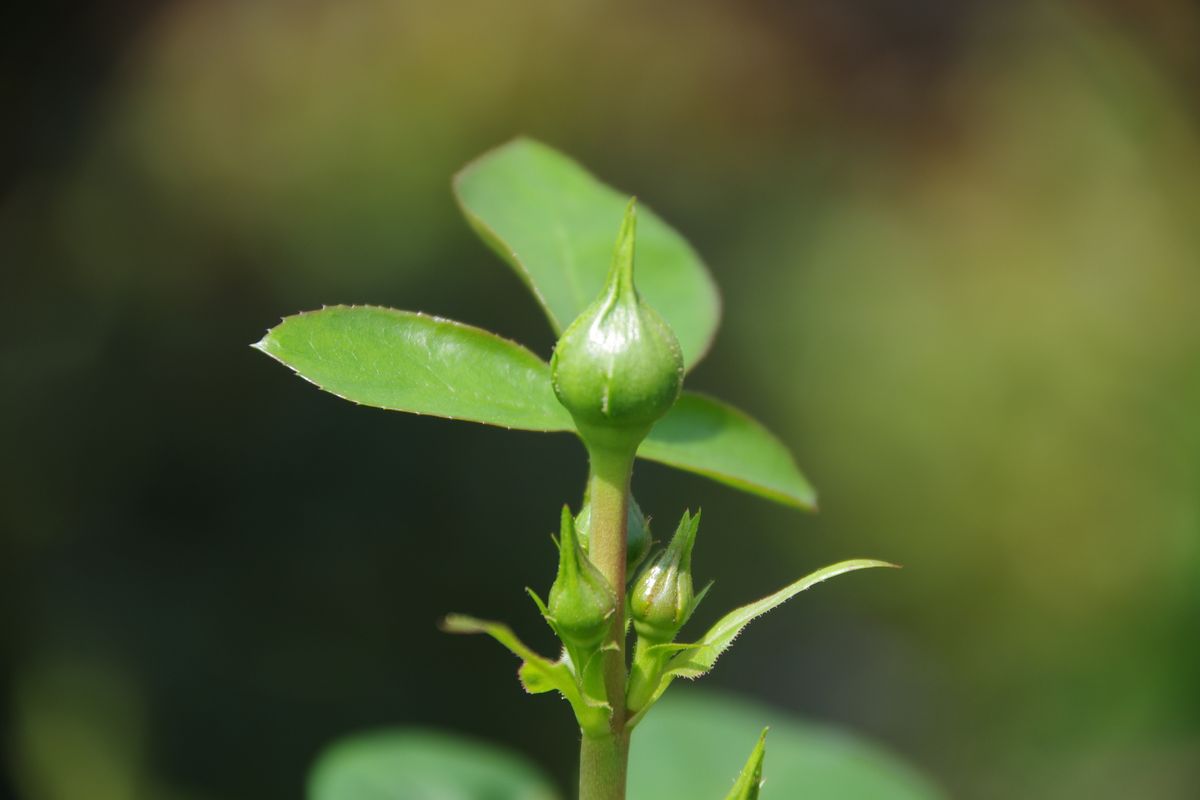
[[441, 615, 566, 697], [517, 661, 560, 696], [254, 305, 572, 430], [642, 393, 817, 510], [724, 729, 768, 800], [454, 138, 721, 369], [630, 691, 944, 800], [308, 728, 559, 800], [629, 561, 895, 721], [256, 307, 814, 508], [442, 614, 609, 735], [668, 560, 896, 679]]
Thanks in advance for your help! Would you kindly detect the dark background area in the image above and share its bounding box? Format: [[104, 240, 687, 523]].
[[4, 1, 1200, 798]]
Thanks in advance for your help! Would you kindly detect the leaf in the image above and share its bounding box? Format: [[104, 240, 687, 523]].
[[253, 305, 572, 431], [629, 691, 944, 800], [641, 393, 817, 510], [308, 728, 559, 800], [441, 614, 610, 735], [256, 307, 815, 509], [668, 560, 896, 680], [454, 138, 721, 370], [441, 615, 568, 697], [629, 561, 895, 723], [724, 729, 767, 800]]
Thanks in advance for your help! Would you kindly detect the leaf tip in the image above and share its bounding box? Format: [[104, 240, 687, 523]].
[[786, 485, 819, 512], [439, 614, 477, 634]]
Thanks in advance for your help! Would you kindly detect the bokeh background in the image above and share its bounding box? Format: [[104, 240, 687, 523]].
[[4, 0, 1199, 797]]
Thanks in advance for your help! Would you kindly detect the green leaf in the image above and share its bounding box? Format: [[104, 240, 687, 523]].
[[308, 728, 559, 800], [629, 691, 944, 800], [641, 393, 817, 510], [256, 307, 814, 508], [253, 305, 572, 431], [454, 138, 721, 369], [441, 614, 610, 736], [668, 560, 896, 679], [724, 729, 767, 800], [629, 561, 895, 723]]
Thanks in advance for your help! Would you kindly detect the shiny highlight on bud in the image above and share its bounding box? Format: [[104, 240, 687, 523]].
[[630, 509, 702, 643], [551, 199, 685, 443]]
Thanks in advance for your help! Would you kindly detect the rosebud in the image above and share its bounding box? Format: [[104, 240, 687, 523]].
[[551, 199, 684, 441], [575, 494, 651, 574], [630, 509, 701, 643], [548, 505, 617, 649]]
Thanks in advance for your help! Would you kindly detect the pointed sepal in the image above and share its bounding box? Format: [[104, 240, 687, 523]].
[[627, 559, 897, 727], [440, 614, 610, 736]]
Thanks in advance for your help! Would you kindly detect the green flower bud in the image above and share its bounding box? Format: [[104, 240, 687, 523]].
[[548, 505, 617, 649], [630, 509, 701, 643], [575, 493, 651, 574], [551, 199, 684, 441]]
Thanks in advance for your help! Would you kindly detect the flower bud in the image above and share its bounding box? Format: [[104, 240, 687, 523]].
[[630, 509, 701, 643], [548, 505, 617, 649], [551, 199, 684, 440], [575, 494, 651, 573]]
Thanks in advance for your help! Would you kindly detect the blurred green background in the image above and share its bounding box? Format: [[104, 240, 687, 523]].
[[3, 0, 1199, 797]]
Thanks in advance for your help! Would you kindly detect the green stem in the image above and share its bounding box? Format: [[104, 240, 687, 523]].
[[626, 636, 668, 717], [577, 439, 637, 800], [579, 732, 629, 800]]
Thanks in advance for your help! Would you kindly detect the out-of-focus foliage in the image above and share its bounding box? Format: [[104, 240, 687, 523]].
[[630, 692, 944, 800], [303, 690, 939, 800], [3, 1, 1199, 799], [309, 728, 557, 800]]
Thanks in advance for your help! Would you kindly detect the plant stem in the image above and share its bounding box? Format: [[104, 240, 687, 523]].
[[579, 731, 629, 800], [578, 440, 637, 800]]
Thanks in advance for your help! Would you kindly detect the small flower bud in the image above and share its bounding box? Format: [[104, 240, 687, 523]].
[[551, 199, 684, 439], [575, 494, 651, 573], [548, 505, 617, 649], [630, 509, 701, 643]]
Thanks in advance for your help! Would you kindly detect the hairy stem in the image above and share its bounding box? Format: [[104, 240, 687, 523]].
[[579, 731, 629, 800], [577, 441, 636, 800]]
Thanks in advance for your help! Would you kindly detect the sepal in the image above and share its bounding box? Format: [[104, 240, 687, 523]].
[[441, 614, 611, 736], [626, 559, 896, 730], [669, 560, 897, 680]]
